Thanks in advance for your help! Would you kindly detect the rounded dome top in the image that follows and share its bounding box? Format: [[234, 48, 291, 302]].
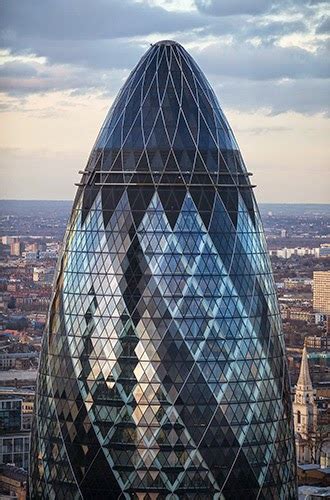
[[154, 39, 181, 46]]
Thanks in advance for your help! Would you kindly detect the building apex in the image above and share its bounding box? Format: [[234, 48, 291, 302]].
[[154, 40, 181, 47], [297, 343, 313, 390]]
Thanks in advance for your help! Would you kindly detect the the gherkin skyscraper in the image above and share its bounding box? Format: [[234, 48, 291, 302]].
[[30, 41, 297, 499]]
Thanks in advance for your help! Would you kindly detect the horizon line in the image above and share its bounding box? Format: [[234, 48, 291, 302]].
[[0, 199, 330, 206]]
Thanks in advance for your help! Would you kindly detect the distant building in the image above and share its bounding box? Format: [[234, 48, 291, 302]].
[[0, 354, 16, 370], [0, 352, 37, 371], [305, 335, 330, 350], [283, 307, 313, 322], [314, 312, 328, 326], [25, 242, 39, 253], [1, 237, 17, 245], [0, 391, 34, 433], [0, 464, 27, 500], [32, 267, 43, 282], [298, 471, 330, 491], [33, 266, 54, 284], [313, 271, 330, 315], [7, 280, 19, 293], [283, 277, 313, 290], [38, 250, 57, 260], [0, 398, 22, 433], [0, 397, 30, 471], [0, 432, 30, 470], [269, 247, 320, 259], [10, 242, 22, 257], [24, 251, 39, 261], [320, 442, 330, 468], [319, 243, 330, 258]]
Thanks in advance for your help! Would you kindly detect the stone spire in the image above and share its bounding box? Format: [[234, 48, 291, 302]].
[[296, 342, 313, 392], [293, 340, 318, 463]]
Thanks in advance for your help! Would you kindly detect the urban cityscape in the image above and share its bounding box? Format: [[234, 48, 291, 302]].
[[0, 199, 329, 497], [1, 0, 329, 497]]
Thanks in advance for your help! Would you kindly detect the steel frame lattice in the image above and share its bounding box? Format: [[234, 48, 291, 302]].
[[30, 40, 297, 499]]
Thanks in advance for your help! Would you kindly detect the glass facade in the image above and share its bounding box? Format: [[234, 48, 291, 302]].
[[0, 398, 22, 432], [30, 40, 297, 498], [0, 433, 30, 469]]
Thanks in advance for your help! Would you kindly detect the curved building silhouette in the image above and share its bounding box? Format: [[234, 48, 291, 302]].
[[30, 40, 297, 498]]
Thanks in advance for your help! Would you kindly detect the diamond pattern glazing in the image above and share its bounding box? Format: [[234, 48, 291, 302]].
[[30, 41, 297, 499]]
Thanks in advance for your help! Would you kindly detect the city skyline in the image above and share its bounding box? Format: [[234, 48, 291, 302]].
[[1, 0, 329, 203], [0, 2, 329, 498], [0, 189, 329, 496]]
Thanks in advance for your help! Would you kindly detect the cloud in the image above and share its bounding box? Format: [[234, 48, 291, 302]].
[[197, 14, 308, 43], [193, 42, 329, 80], [194, 0, 329, 16], [0, 0, 325, 73], [0, 0, 328, 118], [240, 20, 308, 41], [194, 0, 273, 16], [3, 38, 147, 71], [1, 0, 202, 41], [0, 0, 204, 72], [316, 16, 330, 34], [212, 77, 330, 115], [0, 61, 38, 78], [0, 60, 128, 97], [236, 125, 292, 135]]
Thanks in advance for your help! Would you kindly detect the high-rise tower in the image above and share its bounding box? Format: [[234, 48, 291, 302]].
[[30, 40, 297, 499], [313, 271, 330, 315]]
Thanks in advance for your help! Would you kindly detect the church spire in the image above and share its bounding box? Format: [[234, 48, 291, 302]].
[[297, 342, 313, 391], [293, 340, 318, 463]]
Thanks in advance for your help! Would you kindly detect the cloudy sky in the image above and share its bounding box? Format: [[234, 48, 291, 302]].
[[0, 0, 329, 202]]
